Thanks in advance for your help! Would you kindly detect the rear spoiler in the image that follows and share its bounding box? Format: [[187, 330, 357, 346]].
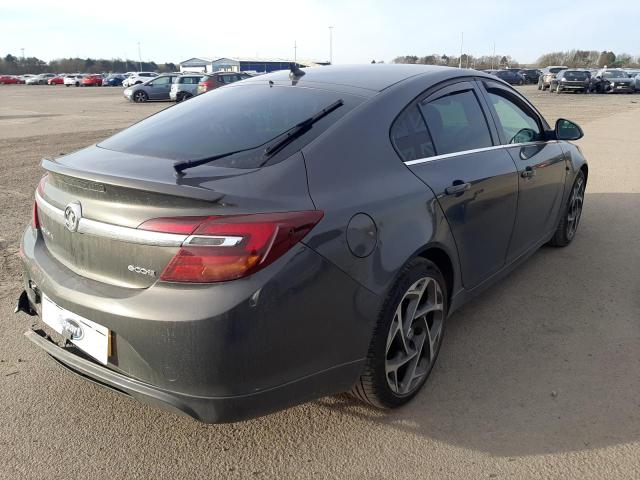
[[41, 157, 227, 202]]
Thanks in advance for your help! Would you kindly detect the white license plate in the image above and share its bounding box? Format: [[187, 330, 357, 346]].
[[41, 294, 109, 365]]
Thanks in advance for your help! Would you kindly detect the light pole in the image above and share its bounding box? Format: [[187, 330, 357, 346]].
[[458, 32, 463, 68], [329, 26, 333, 64], [137, 42, 142, 71], [491, 41, 496, 70], [294, 40, 297, 65]]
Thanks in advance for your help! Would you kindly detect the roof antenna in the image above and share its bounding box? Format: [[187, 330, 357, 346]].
[[289, 63, 305, 78]]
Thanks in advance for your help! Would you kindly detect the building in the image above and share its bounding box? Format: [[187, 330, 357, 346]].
[[179, 57, 327, 74]]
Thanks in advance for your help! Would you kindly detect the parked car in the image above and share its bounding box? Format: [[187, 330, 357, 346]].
[[26, 73, 56, 85], [170, 74, 201, 101], [591, 68, 635, 93], [493, 70, 524, 85], [17, 74, 35, 84], [48, 75, 66, 85], [537, 66, 568, 90], [17, 65, 588, 423], [123, 74, 180, 102], [81, 74, 103, 87], [122, 72, 158, 87], [0, 75, 20, 84], [64, 74, 85, 87], [549, 69, 590, 94], [623, 69, 640, 91], [518, 69, 541, 84], [103, 74, 127, 87], [197, 71, 251, 94]]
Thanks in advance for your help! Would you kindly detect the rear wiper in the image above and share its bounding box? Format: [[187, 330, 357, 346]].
[[262, 99, 344, 160], [173, 99, 343, 175], [174, 147, 253, 176]]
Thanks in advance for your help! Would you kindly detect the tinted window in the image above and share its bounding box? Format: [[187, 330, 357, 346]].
[[149, 76, 172, 86], [564, 71, 589, 80], [390, 105, 435, 162], [603, 70, 626, 78], [99, 84, 362, 168], [486, 89, 542, 144], [420, 89, 493, 155], [549, 67, 565, 74]]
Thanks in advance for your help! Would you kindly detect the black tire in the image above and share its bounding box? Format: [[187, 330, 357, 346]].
[[350, 258, 447, 409], [181, 92, 193, 101], [133, 90, 148, 103], [548, 170, 586, 247], [556, 84, 562, 94], [537, 82, 542, 90]]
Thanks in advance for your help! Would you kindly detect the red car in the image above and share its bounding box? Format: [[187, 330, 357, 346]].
[[48, 75, 65, 85], [0, 75, 20, 84], [82, 75, 103, 86]]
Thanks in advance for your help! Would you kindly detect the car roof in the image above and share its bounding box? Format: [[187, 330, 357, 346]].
[[240, 64, 473, 93]]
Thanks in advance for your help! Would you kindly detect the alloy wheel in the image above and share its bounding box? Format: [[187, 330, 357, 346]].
[[134, 91, 147, 103], [566, 175, 585, 240], [385, 276, 444, 396]]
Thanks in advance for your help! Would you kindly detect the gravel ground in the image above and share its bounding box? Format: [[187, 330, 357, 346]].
[[0, 84, 638, 479]]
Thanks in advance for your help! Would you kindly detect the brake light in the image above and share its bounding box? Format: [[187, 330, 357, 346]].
[[32, 200, 40, 229], [141, 211, 323, 283], [32, 174, 48, 229]]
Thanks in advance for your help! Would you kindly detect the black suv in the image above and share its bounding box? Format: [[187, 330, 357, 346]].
[[494, 70, 524, 85], [518, 69, 541, 84]]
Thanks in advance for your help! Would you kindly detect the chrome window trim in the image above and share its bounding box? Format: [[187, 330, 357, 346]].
[[404, 145, 506, 166], [404, 141, 556, 166], [35, 192, 188, 247]]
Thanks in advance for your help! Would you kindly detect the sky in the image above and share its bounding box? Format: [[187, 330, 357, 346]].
[[1, 0, 639, 65]]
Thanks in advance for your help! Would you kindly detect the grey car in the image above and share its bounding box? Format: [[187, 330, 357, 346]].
[[123, 74, 180, 102], [17, 65, 587, 423], [170, 75, 201, 102]]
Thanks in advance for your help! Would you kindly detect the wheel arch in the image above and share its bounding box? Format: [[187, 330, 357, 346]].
[[414, 244, 455, 307]]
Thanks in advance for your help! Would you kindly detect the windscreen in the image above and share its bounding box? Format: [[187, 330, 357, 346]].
[[99, 84, 362, 167]]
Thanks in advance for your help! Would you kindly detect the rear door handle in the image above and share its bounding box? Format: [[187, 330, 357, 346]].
[[445, 182, 471, 195], [521, 166, 536, 178]]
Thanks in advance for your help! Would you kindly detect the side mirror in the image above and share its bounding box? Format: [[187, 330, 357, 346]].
[[555, 118, 583, 141]]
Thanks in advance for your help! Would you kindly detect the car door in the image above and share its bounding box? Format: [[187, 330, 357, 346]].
[[477, 79, 567, 262], [397, 80, 519, 289], [147, 76, 173, 100]]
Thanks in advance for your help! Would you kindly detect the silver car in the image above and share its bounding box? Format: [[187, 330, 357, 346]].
[[169, 75, 201, 102], [123, 74, 180, 103]]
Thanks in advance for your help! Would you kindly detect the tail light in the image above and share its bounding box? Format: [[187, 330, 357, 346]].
[[32, 174, 48, 229], [138, 211, 324, 283], [32, 200, 40, 229]]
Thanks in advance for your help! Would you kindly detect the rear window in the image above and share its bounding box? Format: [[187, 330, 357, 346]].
[[99, 84, 363, 168], [564, 71, 589, 80], [549, 67, 565, 73]]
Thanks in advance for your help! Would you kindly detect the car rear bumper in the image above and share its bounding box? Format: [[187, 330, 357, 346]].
[[23, 327, 363, 423], [17, 226, 379, 422]]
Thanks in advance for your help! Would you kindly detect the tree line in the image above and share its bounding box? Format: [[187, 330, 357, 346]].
[[392, 50, 640, 69], [0, 54, 178, 75]]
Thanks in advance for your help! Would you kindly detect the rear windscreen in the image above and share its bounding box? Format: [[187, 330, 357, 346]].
[[99, 84, 363, 168], [564, 71, 589, 80]]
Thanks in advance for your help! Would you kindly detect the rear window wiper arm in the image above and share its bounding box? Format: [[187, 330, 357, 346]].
[[174, 99, 343, 175], [262, 99, 344, 160]]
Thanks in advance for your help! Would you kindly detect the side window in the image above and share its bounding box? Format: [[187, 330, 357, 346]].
[[485, 89, 542, 144], [420, 89, 493, 155], [155, 76, 172, 85], [390, 105, 435, 162]]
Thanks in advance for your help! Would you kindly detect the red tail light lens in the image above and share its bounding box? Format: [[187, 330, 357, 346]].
[[33, 174, 48, 229], [141, 211, 323, 283], [32, 200, 40, 229]]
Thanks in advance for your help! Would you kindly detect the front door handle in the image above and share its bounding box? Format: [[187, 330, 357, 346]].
[[445, 182, 471, 195], [521, 166, 536, 178]]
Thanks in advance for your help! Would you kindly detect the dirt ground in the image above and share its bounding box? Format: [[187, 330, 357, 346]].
[[0, 84, 638, 479]]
